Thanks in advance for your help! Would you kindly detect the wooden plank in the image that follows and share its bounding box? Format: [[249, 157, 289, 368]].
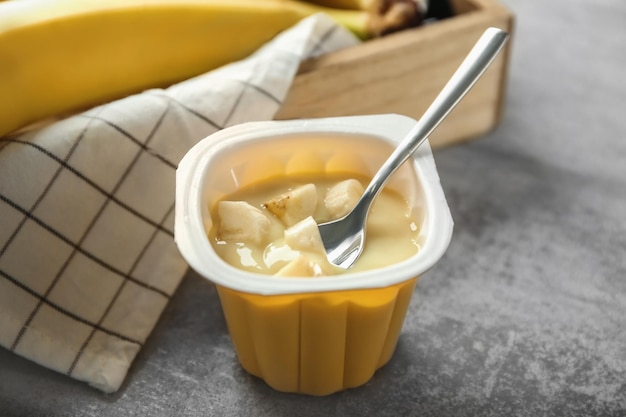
[[275, 0, 514, 148]]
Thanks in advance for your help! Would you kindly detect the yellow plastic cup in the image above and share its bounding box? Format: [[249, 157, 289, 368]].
[[175, 114, 453, 396]]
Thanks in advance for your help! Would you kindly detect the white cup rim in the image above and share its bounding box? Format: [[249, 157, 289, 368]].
[[174, 114, 453, 295]]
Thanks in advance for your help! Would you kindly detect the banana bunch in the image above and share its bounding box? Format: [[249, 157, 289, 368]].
[[0, 0, 428, 137]]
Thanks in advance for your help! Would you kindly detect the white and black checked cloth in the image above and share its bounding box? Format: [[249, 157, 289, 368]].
[[0, 14, 359, 393]]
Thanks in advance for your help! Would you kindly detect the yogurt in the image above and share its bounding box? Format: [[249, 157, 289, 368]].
[[209, 174, 421, 276]]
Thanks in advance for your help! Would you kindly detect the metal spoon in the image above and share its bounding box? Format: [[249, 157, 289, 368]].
[[318, 27, 509, 269]]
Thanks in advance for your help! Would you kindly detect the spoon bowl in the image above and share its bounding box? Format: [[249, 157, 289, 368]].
[[319, 27, 509, 269]]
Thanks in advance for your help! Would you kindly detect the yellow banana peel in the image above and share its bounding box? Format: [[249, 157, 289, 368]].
[[299, 0, 428, 35], [295, 0, 377, 10], [0, 0, 368, 136], [0, 0, 425, 137], [300, 0, 428, 36]]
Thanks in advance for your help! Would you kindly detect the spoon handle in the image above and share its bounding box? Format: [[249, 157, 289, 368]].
[[360, 27, 509, 204]]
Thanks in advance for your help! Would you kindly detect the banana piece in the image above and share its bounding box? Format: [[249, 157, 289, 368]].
[[0, 0, 373, 137], [284, 216, 325, 254], [216, 200, 271, 245], [324, 178, 364, 219], [275, 254, 323, 277], [264, 183, 318, 227], [280, 216, 343, 277]]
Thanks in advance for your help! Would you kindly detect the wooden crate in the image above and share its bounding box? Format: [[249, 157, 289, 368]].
[[275, 0, 514, 148]]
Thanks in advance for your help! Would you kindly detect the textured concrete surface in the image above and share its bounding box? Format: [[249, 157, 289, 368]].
[[1, 0, 626, 416]]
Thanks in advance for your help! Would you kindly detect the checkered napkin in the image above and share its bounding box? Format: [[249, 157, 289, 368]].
[[0, 14, 359, 393]]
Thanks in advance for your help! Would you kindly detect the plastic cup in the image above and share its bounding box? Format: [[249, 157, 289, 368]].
[[175, 114, 453, 396]]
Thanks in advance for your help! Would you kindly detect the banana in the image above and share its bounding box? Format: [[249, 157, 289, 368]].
[[279, 216, 340, 277], [299, 0, 428, 36], [284, 216, 325, 254], [0, 0, 374, 137], [324, 178, 364, 219], [264, 183, 318, 227], [293, 0, 372, 10], [299, 0, 427, 13], [275, 255, 322, 277], [216, 200, 271, 245]]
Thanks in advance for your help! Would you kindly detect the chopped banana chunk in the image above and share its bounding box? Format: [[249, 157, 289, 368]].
[[264, 183, 318, 226], [275, 255, 322, 277], [284, 216, 325, 254], [324, 178, 364, 219], [217, 201, 270, 245]]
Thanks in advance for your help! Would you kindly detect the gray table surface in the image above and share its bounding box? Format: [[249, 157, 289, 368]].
[[2, 0, 625, 416]]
